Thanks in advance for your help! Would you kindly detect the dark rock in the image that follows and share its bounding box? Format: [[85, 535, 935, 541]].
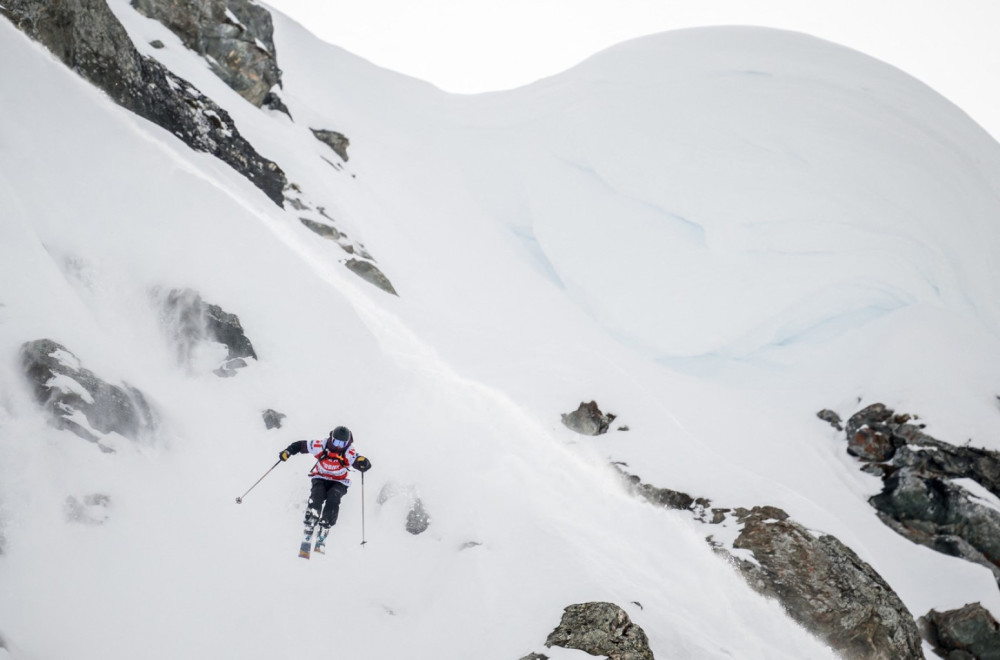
[[377, 482, 430, 535], [406, 497, 431, 535], [157, 288, 257, 375], [616, 465, 695, 511], [1, 0, 286, 205], [345, 259, 397, 296], [728, 506, 923, 659], [262, 408, 286, 430], [20, 339, 157, 447], [150, 39, 164, 48], [300, 217, 343, 241], [545, 602, 654, 660], [838, 403, 1000, 582], [262, 90, 291, 118], [920, 603, 1000, 660], [817, 408, 844, 430], [131, 0, 281, 107], [561, 401, 616, 436], [518, 654, 549, 660], [311, 128, 350, 162], [869, 465, 1000, 585]]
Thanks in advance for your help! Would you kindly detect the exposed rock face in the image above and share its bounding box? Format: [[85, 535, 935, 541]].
[[561, 401, 616, 436], [377, 482, 431, 535], [728, 506, 923, 659], [345, 259, 398, 296], [131, 0, 281, 107], [0, 0, 286, 205], [832, 403, 1000, 586], [262, 408, 286, 429], [20, 339, 157, 448], [618, 467, 921, 658], [156, 287, 257, 376], [545, 602, 654, 660], [311, 128, 350, 162], [920, 602, 1000, 660]]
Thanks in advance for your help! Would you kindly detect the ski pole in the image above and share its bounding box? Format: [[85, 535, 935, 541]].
[[235, 459, 282, 504], [360, 471, 367, 547]]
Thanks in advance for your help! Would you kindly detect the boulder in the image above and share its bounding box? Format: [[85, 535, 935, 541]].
[[0, 0, 286, 205], [836, 403, 1000, 584], [377, 482, 430, 535], [131, 0, 282, 107], [545, 602, 654, 660], [345, 259, 398, 296], [20, 339, 157, 448], [729, 506, 923, 659], [156, 288, 257, 376], [262, 408, 286, 430], [311, 128, 350, 161], [561, 401, 616, 436], [919, 603, 1000, 660]]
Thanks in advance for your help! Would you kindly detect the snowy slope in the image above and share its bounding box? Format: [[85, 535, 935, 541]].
[[1, 4, 999, 659]]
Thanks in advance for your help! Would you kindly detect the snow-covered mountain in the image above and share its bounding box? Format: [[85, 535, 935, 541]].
[[1, 1, 999, 658]]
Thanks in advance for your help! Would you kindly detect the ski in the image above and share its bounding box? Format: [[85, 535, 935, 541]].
[[313, 543, 326, 555], [299, 529, 313, 559]]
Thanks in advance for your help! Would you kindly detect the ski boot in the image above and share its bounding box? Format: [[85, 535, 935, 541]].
[[314, 526, 331, 554]]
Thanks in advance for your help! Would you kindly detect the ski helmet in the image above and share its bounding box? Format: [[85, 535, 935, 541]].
[[326, 425, 353, 452], [331, 426, 352, 442]]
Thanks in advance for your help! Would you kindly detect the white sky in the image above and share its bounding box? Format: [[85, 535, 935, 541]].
[[264, 0, 1000, 142]]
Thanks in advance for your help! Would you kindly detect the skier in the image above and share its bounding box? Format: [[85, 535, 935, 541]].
[[280, 425, 371, 555]]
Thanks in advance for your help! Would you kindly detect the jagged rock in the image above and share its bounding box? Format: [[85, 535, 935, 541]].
[[518, 654, 549, 660], [545, 602, 654, 660], [377, 482, 430, 535], [817, 408, 844, 430], [845, 403, 899, 461], [406, 497, 431, 535], [728, 506, 923, 659], [300, 218, 343, 242], [20, 339, 157, 447], [869, 464, 1000, 585], [0, 0, 286, 205], [920, 603, 1000, 660], [262, 90, 291, 118], [65, 494, 111, 524], [561, 401, 616, 436], [345, 259, 398, 296], [131, 0, 281, 107], [837, 403, 1000, 583], [311, 128, 350, 162], [156, 288, 257, 376], [615, 464, 697, 511], [262, 408, 286, 430]]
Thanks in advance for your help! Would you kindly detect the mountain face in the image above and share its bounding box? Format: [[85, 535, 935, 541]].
[[1, 2, 1000, 659]]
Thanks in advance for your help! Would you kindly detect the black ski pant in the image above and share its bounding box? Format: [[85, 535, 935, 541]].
[[305, 478, 348, 530]]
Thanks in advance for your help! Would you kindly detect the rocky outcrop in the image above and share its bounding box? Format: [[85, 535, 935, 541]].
[[311, 128, 350, 162], [20, 339, 157, 449], [829, 403, 1000, 586], [617, 466, 922, 659], [727, 506, 923, 659], [377, 482, 430, 535], [545, 602, 654, 660], [262, 408, 286, 429], [345, 259, 397, 296], [156, 287, 257, 377], [920, 602, 1000, 660], [0, 0, 286, 205], [562, 401, 617, 436], [131, 0, 281, 107]]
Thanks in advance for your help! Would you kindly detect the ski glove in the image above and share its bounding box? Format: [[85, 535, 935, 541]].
[[354, 456, 372, 472], [279, 450, 291, 462]]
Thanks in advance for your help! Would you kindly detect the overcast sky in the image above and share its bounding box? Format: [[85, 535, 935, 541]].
[[263, 0, 1000, 142]]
